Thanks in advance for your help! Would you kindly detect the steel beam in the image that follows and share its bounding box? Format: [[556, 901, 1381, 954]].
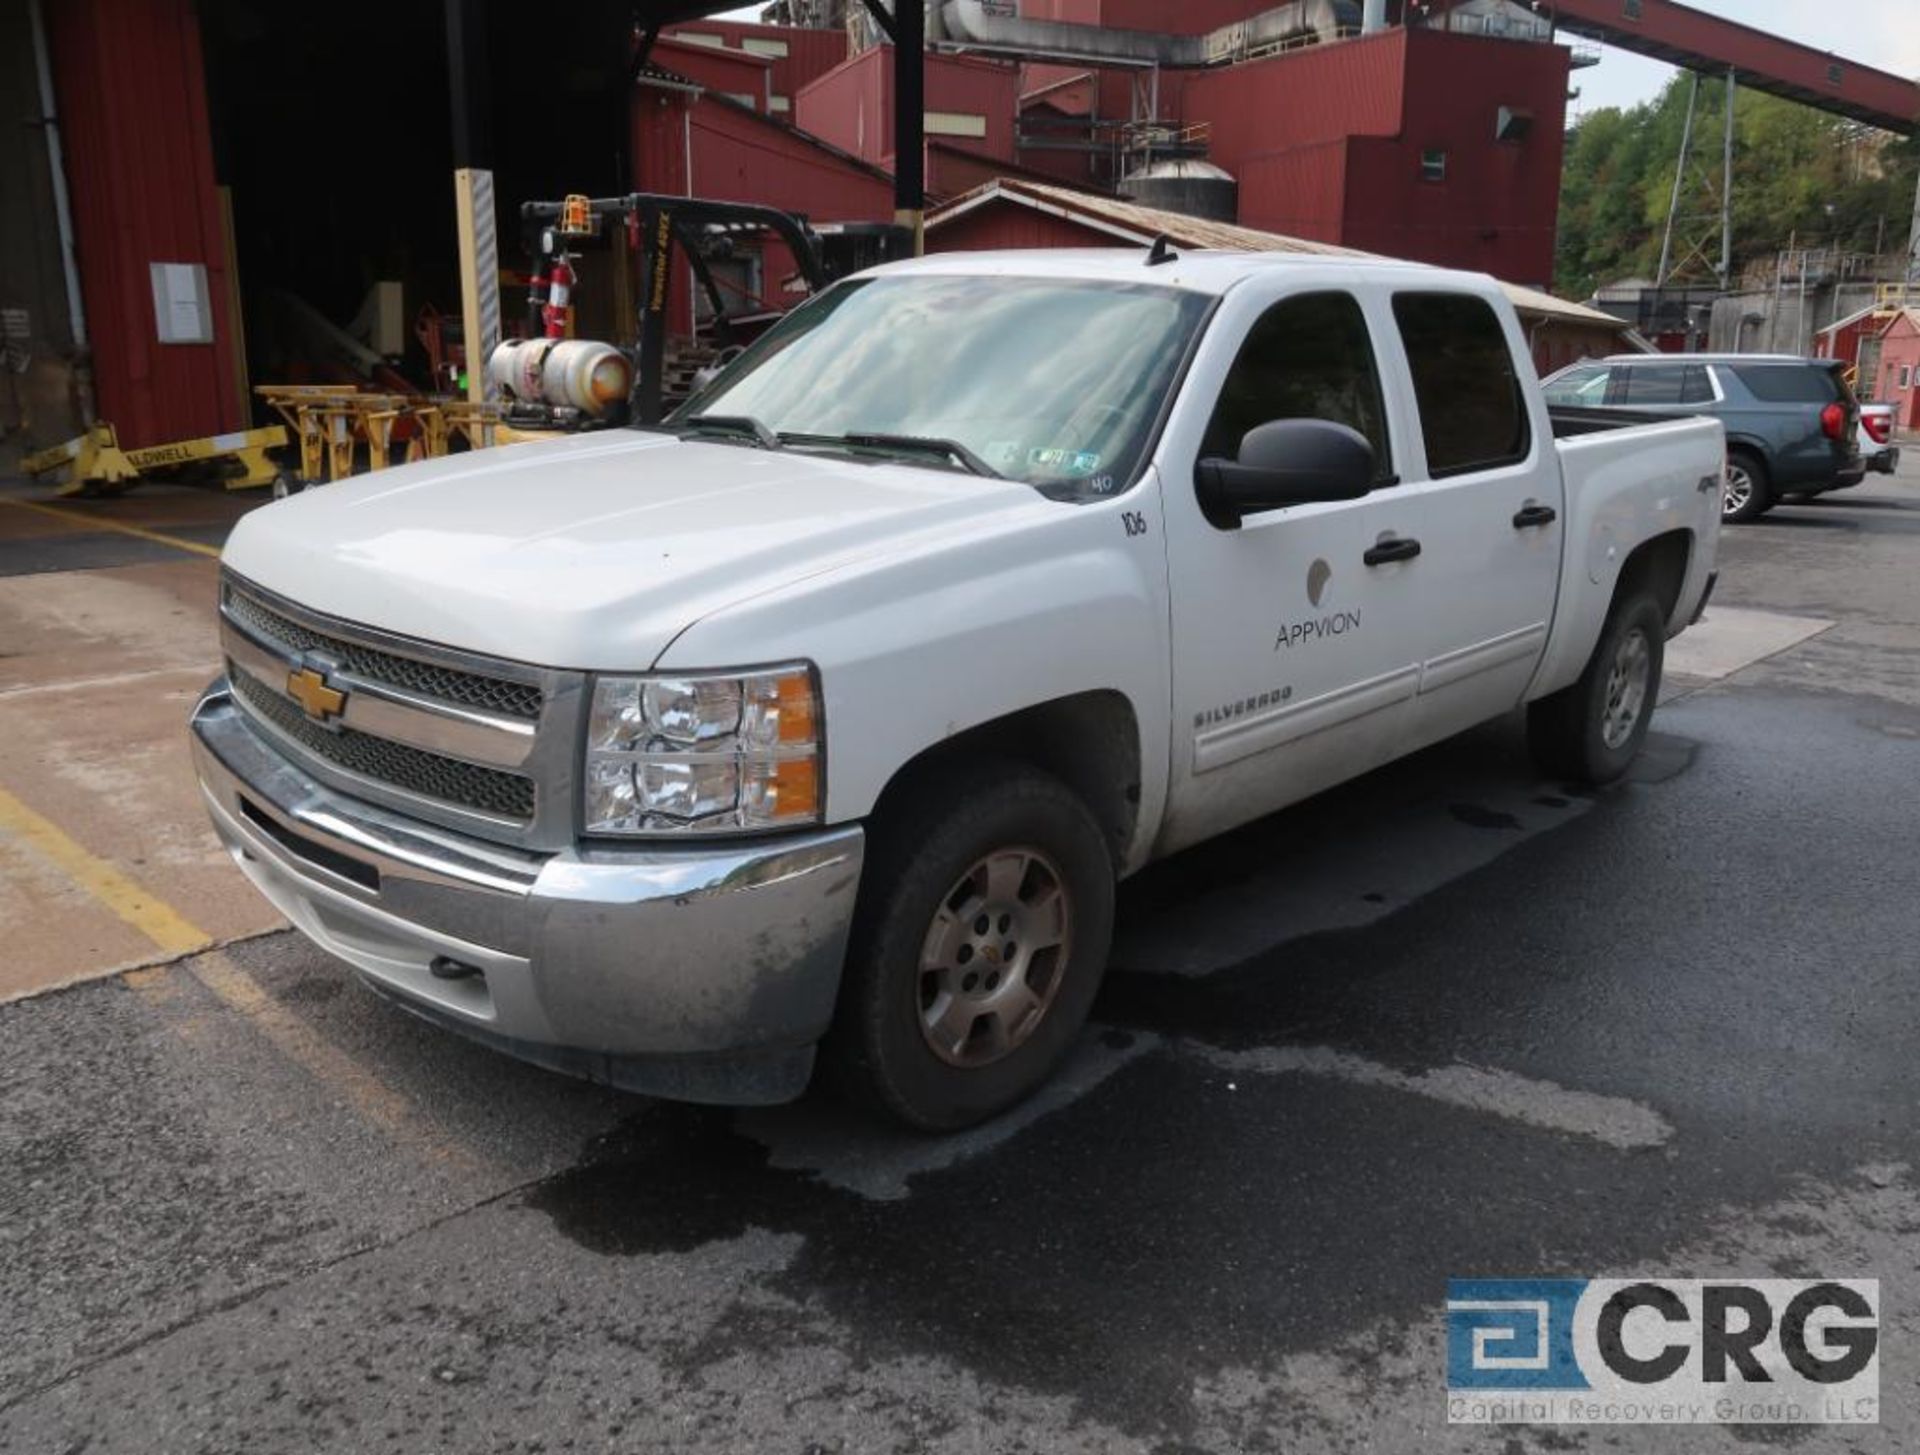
[[1548, 0, 1917, 136]]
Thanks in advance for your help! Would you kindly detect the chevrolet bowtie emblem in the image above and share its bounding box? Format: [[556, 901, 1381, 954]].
[[286, 666, 347, 722]]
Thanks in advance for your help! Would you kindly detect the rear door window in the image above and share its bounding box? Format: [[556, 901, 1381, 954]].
[[1618, 367, 1687, 405], [1732, 365, 1839, 403], [1679, 365, 1716, 404], [1391, 292, 1531, 477]]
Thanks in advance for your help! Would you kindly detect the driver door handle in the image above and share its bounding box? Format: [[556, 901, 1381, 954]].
[[1363, 536, 1422, 567], [1512, 504, 1558, 529]]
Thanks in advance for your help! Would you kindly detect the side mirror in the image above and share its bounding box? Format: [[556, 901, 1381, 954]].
[[1195, 418, 1378, 529]]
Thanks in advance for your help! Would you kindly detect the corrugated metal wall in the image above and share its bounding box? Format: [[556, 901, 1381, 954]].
[[1234, 139, 1350, 245], [798, 47, 1018, 169], [1181, 28, 1407, 169], [661, 19, 849, 114], [930, 204, 1127, 253], [656, 37, 776, 113], [1338, 29, 1569, 287], [50, 0, 235, 448], [795, 46, 891, 162]]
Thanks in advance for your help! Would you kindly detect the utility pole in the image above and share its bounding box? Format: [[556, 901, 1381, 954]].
[[1909, 159, 1920, 285], [1719, 68, 1736, 290]]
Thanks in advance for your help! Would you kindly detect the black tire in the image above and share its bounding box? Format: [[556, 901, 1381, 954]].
[[1528, 593, 1666, 786], [827, 758, 1116, 1131], [1722, 449, 1771, 523]]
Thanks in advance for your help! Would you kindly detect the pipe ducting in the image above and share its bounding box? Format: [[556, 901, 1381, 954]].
[[937, 0, 1356, 68]]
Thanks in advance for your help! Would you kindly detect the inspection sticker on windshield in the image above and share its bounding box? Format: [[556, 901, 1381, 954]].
[[1029, 447, 1101, 476]]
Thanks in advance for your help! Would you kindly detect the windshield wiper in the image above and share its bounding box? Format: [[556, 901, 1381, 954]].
[[677, 414, 783, 449], [824, 432, 1003, 478]]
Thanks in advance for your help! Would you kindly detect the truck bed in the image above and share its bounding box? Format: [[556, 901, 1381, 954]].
[[1548, 404, 1681, 439], [1527, 410, 1724, 704]]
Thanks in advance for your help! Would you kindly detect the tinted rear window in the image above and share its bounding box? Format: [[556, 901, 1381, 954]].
[[1732, 365, 1840, 403], [1619, 367, 1686, 405]]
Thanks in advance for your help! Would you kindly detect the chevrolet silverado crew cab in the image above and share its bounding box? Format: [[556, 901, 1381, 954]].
[[192, 249, 1724, 1130]]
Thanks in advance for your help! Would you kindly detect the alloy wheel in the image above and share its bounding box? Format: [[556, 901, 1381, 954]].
[[1601, 627, 1652, 750], [917, 847, 1072, 1067]]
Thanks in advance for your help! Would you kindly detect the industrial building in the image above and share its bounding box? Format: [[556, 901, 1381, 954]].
[[3, 0, 1916, 465]]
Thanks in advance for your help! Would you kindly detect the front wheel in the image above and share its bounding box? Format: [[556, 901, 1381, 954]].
[[1528, 594, 1667, 785], [827, 760, 1115, 1131]]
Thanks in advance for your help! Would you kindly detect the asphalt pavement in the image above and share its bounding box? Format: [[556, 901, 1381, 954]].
[[2, 458, 1918, 1453]]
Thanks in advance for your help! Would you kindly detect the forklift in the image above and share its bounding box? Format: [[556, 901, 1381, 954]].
[[490, 192, 911, 434]]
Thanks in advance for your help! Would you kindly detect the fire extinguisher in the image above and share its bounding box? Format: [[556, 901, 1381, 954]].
[[541, 253, 576, 339]]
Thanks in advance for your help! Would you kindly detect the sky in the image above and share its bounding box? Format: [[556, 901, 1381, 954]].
[[715, 1, 1920, 120]]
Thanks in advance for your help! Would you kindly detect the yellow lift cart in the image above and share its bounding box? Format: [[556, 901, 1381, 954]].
[[21, 420, 289, 498], [255, 386, 502, 492]]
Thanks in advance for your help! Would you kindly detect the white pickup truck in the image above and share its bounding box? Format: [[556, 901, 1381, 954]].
[[192, 248, 1724, 1129]]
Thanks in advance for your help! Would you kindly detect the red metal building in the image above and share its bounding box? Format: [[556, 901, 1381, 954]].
[[797, 46, 1020, 171], [1816, 303, 1894, 372], [1875, 311, 1920, 431], [661, 17, 851, 118], [23, 0, 1909, 458], [1174, 26, 1571, 284], [46, 0, 239, 448]]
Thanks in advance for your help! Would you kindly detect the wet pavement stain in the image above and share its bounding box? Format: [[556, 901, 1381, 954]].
[[1447, 803, 1523, 831], [524, 1107, 792, 1257], [515, 1044, 1911, 1450], [506, 700, 1920, 1450]]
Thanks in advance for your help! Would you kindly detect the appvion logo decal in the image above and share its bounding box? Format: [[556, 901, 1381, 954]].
[[1275, 611, 1361, 651]]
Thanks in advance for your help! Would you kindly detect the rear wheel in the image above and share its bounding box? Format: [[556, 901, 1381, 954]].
[[1528, 593, 1666, 785], [827, 760, 1115, 1131], [1722, 450, 1771, 523]]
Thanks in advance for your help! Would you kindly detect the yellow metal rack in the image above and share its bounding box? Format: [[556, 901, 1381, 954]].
[[21, 420, 288, 498]]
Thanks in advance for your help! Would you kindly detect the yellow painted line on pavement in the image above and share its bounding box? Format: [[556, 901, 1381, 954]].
[[0, 497, 222, 559], [0, 782, 211, 955], [176, 950, 481, 1173]]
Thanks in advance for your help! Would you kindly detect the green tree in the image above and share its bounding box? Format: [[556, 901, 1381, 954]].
[[1556, 75, 1919, 297]]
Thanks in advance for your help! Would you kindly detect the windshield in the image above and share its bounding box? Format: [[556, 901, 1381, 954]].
[[670, 273, 1214, 499]]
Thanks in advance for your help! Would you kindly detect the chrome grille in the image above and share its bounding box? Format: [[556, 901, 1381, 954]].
[[230, 667, 536, 822], [223, 587, 543, 721]]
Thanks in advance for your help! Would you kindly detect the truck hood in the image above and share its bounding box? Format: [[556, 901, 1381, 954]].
[[222, 431, 1051, 669]]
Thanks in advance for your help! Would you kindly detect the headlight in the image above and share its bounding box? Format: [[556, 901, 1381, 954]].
[[583, 664, 822, 835]]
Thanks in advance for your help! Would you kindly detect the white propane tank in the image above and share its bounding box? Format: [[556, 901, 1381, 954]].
[[486, 338, 633, 417]]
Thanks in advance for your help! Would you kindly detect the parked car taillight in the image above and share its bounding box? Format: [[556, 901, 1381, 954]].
[[1863, 413, 1891, 445], [1820, 402, 1847, 440]]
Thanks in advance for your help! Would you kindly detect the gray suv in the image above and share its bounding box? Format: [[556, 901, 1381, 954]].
[[1543, 354, 1865, 522]]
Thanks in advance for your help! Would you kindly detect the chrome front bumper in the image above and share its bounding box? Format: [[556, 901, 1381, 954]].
[[189, 679, 864, 1103]]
